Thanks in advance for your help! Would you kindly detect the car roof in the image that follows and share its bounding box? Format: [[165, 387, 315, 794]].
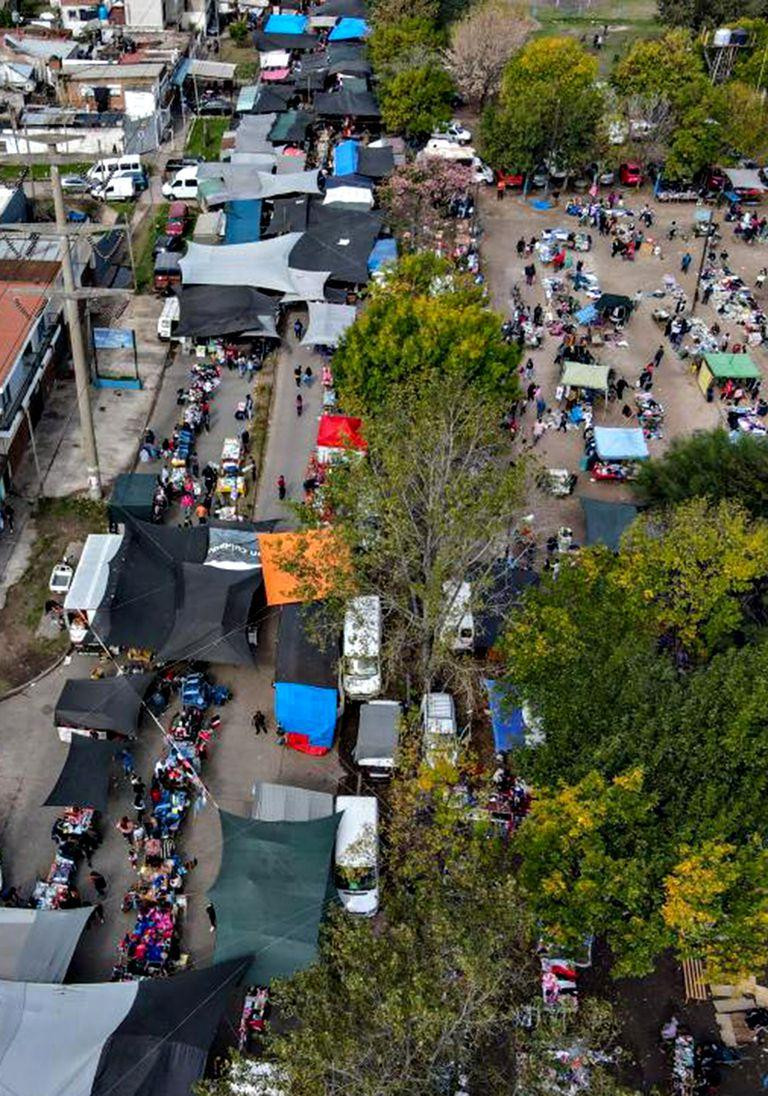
[[168, 201, 188, 216]]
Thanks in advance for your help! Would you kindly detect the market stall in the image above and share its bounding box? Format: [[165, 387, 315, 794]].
[[586, 426, 649, 482], [695, 351, 762, 398], [559, 361, 611, 407], [54, 673, 154, 742]]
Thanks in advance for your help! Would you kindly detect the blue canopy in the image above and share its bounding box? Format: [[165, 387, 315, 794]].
[[593, 426, 649, 461], [367, 237, 397, 273], [484, 679, 525, 752], [224, 199, 263, 244], [264, 12, 308, 34], [329, 16, 369, 39], [274, 682, 337, 748], [333, 139, 359, 176]]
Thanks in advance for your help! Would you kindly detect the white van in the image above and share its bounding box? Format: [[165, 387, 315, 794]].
[[157, 296, 180, 340], [91, 174, 137, 202], [421, 142, 493, 184], [441, 580, 475, 653], [162, 165, 199, 201], [342, 595, 381, 699], [335, 795, 379, 915], [421, 691, 459, 768], [87, 156, 143, 184]]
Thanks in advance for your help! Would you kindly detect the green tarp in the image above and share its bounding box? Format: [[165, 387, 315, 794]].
[[701, 352, 761, 380], [561, 361, 610, 393], [108, 473, 156, 525], [581, 496, 639, 551], [207, 809, 340, 981]]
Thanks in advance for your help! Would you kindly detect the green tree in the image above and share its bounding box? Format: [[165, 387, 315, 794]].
[[635, 428, 768, 519], [613, 30, 707, 109], [228, 18, 248, 43], [368, 16, 443, 73], [332, 253, 520, 412], [370, 0, 439, 24], [379, 64, 454, 137], [479, 37, 603, 174], [658, 0, 768, 27], [297, 377, 524, 695], [723, 80, 768, 160]]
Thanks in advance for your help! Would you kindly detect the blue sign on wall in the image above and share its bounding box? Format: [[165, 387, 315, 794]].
[[93, 327, 135, 350]]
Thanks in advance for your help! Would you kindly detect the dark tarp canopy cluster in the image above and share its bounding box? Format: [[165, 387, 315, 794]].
[[54, 672, 154, 734], [310, 0, 368, 15], [251, 86, 295, 113], [108, 474, 157, 526], [275, 603, 338, 687], [265, 195, 310, 236], [357, 144, 394, 177], [44, 737, 118, 813], [207, 809, 340, 980], [290, 206, 382, 283], [268, 109, 314, 144], [581, 496, 639, 550], [594, 292, 634, 317], [0, 907, 92, 983], [253, 29, 318, 50], [175, 285, 280, 338], [315, 88, 381, 118]]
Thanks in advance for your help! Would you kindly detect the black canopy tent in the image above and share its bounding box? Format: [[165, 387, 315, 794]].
[[276, 603, 338, 687], [315, 88, 381, 118], [253, 30, 318, 50], [264, 195, 310, 236], [290, 209, 382, 284], [594, 293, 634, 322], [310, 0, 368, 15], [328, 57, 372, 76], [174, 285, 280, 338], [54, 673, 154, 735], [357, 145, 394, 177], [251, 86, 295, 114], [108, 474, 157, 527], [156, 564, 264, 666], [44, 737, 118, 813]]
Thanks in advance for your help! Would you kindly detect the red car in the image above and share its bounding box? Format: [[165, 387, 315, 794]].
[[165, 201, 189, 237], [496, 169, 524, 189], [619, 162, 644, 186]]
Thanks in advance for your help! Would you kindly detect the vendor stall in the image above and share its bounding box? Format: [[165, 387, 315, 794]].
[[560, 361, 610, 404], [696, 351, 762, 398], [54, 673, 154, 742], [217, 436, 246, 499], [587, 426, 649, 482], [593, 293, 633, 325]]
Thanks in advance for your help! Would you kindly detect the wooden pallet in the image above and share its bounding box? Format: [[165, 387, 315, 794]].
[[682, 958, 708, 1001]]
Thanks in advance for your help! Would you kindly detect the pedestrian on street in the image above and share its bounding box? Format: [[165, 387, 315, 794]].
[[532, 420, 545, 446], [241, 429, 250, 451], [88, 903, 105, 927], [524, 263, 535, 286], [3, 503, 14, 533], [653, 345, 664, 367], [668, 220, 677, 240], [681, 251, 692, 274], [294, 318, 304, 340], [277, 475, 286, 500], [89, 870, 108, 898], [304, 365, 313, 386], [496, 179, 505, 201], [117, 748, 134, 777], [524, 358, 535, 381], [116, 816, 136, 845], [252, 710, 268, 735], [536, 395, 546, 421], [557, 410, 567, 432], [245, 393, 254, 420], [205, 901, 217, 933], [296, 393, 303, 417], [294, 364, 302, 388]]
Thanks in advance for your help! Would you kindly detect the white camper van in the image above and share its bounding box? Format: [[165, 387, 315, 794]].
[[335, 795, 379, 915], [342, 595, 382, 699], [157, 296, 180, 340], [420, 691, 459, 768], [87, 156, 143, 184], [354, 700, 401, 780], [441, 580, 475, 652], [162, 165, 200, 201]]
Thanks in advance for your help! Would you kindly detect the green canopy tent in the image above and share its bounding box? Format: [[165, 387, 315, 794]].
[[697, 352, 761, 396], [108, 474, 157, 527], [207, 809, 340, 981], [581, 496, 639, 551], [561, 361, 610, 398]]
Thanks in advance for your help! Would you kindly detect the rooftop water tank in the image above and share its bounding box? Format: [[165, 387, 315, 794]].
[[713, 27, 732, 46]]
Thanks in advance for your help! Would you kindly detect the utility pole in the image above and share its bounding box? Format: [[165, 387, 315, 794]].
[[690, 209, 713, 319], [50, 165, 102, 500]]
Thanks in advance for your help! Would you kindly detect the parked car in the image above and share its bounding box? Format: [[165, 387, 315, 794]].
[[164, 155, 203, 178], [152, 233, 185, 258], [421, 692, 459, 769], [122, 169, 149, 193], [165, 201, 189, 237], [431, 120, 472, 144], [619, 161, 644, 186], [196, 97, 231, 116], [587, 163, 615, 186], [60, 174, 90, 193]]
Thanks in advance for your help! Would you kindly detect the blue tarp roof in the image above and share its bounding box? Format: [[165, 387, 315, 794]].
[[329, 16, 369, 39], [274, 682, 337, 748], [484, 679, 525, 752], [593, 426, 649, 461], [367, 237, 397, 273], [333, 139, 359, 176], [265, 12, 309, 34], [224, 199, 263, 244], [173, 57, 191, 86]]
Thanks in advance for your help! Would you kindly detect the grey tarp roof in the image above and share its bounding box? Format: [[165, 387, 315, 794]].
[[196, 165, 322, 205], [0, 960, 245, 1096], [724, 167, 766, 191], [268, 109, 313, 144], [581, 496, 639, 551], [44, 737, 118, 813], [310, 0, 368, 15], [175, 285, 279, 338], [354, 702, 400, 762], [233, 112, 276, 144], [253, 29, 318, 50], [300, 301, 357, 346], [179, 235, 330, 298], [54, 673, 154, 734], [265, 195, 309, 235], [187, 58, 236, 80], [357, 144, 394, 177], [251, 781, 334, 821], [0, 907, 92, 983], [315, 88, 380, 117], [207, 809, 340, 980], [155, 563, 263, 666]]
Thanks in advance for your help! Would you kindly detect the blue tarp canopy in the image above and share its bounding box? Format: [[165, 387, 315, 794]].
[[593, 426, 649, 461], [265, 12, 309, 33], [581, 497, 639, 550], [274, 682, 337, 749], [333, 139, 359, 175], [173, 58, 191, 86], [329, 16, 369, 39], [224, 199, 263, 244], [484, 679, 525, 752], [367, 237, 397, 273]]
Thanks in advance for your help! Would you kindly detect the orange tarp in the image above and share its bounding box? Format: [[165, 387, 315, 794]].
[[259, 528, 348, 606]]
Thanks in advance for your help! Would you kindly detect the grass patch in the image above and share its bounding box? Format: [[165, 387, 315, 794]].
[[134, 203, 169, 294], [0, 496, 107, 694], [185, 117, 229, 160], [534, 0, 659, 75], [0, 161, 91, 183]]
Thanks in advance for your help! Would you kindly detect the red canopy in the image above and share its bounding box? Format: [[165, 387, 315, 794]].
[[316, 414, 367, 452]]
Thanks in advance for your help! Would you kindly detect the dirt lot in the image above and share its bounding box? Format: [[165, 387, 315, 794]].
[[0, 498, 107, 693], [478, 185, 768, 544]]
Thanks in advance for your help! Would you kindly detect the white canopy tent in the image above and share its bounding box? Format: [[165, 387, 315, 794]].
[[301, 301, 357, 346]]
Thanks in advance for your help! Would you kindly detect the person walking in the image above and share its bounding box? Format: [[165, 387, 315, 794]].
[[557, 410, 568, 432], [532, 420, 545, 446], [296, 393, 303, 417], [294, 364, 302, 388], [535, 394, 546, 421], [681, 251, 692, 274], [205, 901, 217, 934], [3, 503, 14, 534], [244, 393, 254, 420], [653, 345, 664, 367], [304, 365, 313, 386], [667, 220, 677, 240], [496, 179, 505, 201], [88, 870, 108, 899], [252, 710, 268, 735], [293, 318, 304, 340], [277, 474, 286, 500], [116, 816, 136, 845]]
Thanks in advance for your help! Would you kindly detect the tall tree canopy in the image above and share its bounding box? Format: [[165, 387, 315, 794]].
[[444, 0, 536, 108], [612, 29, 707, 108], [332, 254, 520, 412], [479, 37, 603, 173], [378, 64, 454, 137]]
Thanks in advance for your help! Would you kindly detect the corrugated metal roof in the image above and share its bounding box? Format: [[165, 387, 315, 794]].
[[66, 62, 165, 80], [187, 58, 235, 80]]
